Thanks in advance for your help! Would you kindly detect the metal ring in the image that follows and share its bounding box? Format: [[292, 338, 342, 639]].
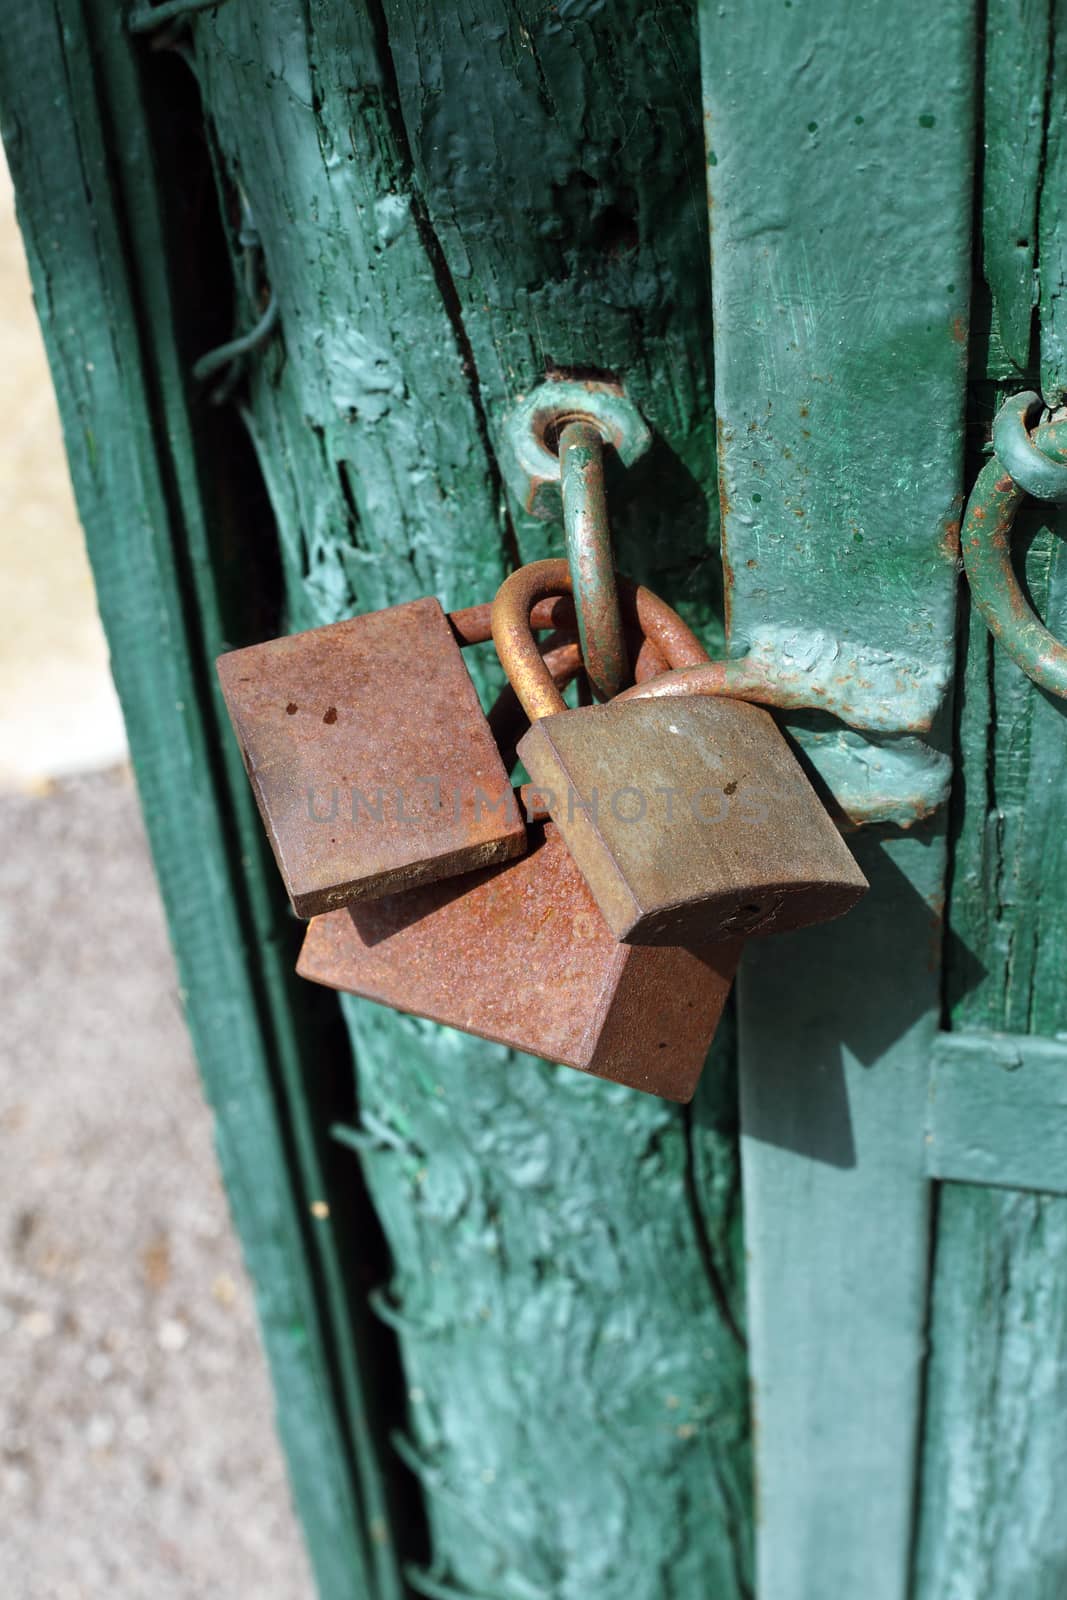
[[991, 390, 1067, 502], [961, 414, 1067, 700], [558, 418, 628, 701]]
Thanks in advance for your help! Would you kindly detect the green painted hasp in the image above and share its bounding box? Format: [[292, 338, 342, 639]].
[[702, 0, 970, 825], [699, 2, 974, 1597]]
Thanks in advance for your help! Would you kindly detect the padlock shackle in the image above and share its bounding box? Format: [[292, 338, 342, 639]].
[[448, 593, 576, 647], [492, 559, 708, 722]]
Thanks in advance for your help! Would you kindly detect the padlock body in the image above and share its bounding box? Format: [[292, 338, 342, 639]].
[[217, 597, 525, 917], [517, 694, 867, 945], [297, 823, 739, 1102]]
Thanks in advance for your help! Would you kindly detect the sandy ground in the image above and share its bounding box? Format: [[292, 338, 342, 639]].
[[0, 151, 314, 1598]]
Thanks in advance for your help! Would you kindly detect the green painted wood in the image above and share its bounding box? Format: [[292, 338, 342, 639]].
[[184, 4, 752, 1595], [1039, 0, 1067, 402], [737, 834, 943, 1600], [927, 1032, 1067, 1194], [982, 0, 1048, 373], [378, 0, 723, 630], [698, 2, 976, 1594], [915, 462, 1067, 1591], [0, 6, 403, 1597], [916, 13, 1067, 1555], [700, 0, 973, 824], [913, 1187, 1067, 1599]]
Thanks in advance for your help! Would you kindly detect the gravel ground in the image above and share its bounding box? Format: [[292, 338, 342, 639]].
[[0, 768, 314, 1599]]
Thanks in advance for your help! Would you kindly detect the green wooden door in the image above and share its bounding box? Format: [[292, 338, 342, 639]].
[[3, 1, 1067, 1596]]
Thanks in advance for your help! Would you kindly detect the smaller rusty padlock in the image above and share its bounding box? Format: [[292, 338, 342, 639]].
[[217, 594, 574, 917], [297, 818, 739, 1102], [495, 560, 868, 946]]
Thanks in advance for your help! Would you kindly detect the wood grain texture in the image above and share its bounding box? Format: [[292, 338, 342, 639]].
[[0, 5, 399, 1597], [982, 0, 1048, 373], [187, 3, 752, 1594], [698, 2, 977, 1594], [916, 459, 1067, 1591], [379, 0, 722, 624], [927, 1031, 1067, 1194], [1039, 0, 1067, 402], [914, 1186, 1067, 1599], [919, 23, 1067, 1554]]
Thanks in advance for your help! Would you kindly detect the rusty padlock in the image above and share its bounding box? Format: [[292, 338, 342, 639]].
[[297, 818, 740, 1102], [216, 593, 575, 917], [296, 582, 739, 1101], [495, 560, 868, 945]]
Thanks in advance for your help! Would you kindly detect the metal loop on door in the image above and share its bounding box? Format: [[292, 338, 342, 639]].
[[961, 398, 1067, 700]]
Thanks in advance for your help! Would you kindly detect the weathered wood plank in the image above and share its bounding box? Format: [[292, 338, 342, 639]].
[[982, 0, 1048, 373], [738, 833, 942, 1600], [1039, 0, 1067, 402], [917, 29, 1067, 1555], [698, 1, 976, 1593], [190, 3, 753, 1594], [379, 0, 723, 628], [0, 6, 401, 1596], [927, 1032, 1067, 1194], [916, 469, 1067, 1592], [914, 1185, 1067, 1599]]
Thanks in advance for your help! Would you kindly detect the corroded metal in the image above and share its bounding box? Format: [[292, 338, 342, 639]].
[[522, 693, 869, 944], [494, 560, 868, 945], [961, 410, 1067, 700], [492, 559, 706, 722], [448, 593, 576, 646], [990, 391, 1067, 503], [501, 379, 652, 519], [216, 597, 525, 917], [297, 822, 741, 1103], [559, 419, 628, 702], [487, 637, 582, 774]]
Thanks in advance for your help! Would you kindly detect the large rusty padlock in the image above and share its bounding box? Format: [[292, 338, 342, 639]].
[[297, 818, 739, 1102], [496, 560, 868, 945], [216, 593, 574, 917]]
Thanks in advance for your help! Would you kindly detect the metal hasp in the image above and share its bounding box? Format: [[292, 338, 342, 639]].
[[498, 559, 868, 945], [297, 823, 740, 1103], [961, 394, 1067, 698], [700, 1, 975, 1597], [216, 597, 525, 916]]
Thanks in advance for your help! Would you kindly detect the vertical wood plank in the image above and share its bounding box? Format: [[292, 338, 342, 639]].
[[914, 1186, 1067, 1600], [738, 836, 942, 1599], [0, 6, 401, 1595], [698, 3, 976, 1594], [915, 466, 1067, 1590], [982, 0, 1049, 373], [191, 4, 754, 1594], [1039, 0, 1067, 402]]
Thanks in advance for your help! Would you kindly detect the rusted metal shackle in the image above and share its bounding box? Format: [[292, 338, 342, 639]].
[[492, 559, 708, 719], [557, 417, 629, 702], [960, 398, 1067, 702]]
